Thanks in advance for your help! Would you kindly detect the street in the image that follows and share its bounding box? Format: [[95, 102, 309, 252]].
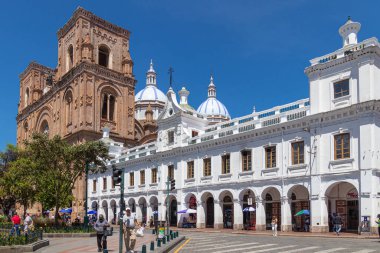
[[172, 231, 380, 253]]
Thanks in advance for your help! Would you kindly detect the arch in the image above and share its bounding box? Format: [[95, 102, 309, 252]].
[[200, 192, 214, 228], [138, 197, 148, 224], [164, 195, 178, 226], [98, 44, 110, 68], [67, 44, 74, 70], [219, 190, 234, 229], [262, 186, 281, 230], [110, 199, 117, 224], [39, 120, 49, 135], [35, 106, 52, 136], [218, 190, 233, 202], [63, 89, 73, 126], [91, 201, 98, 210], [240, 189, 256, 229], [24, 87, 30, 108], [288, 185, 310, 232], [101, 200, 108, 221], [324, 181, 358, 231], [98, 85, 120, 123], [128, 198, 136, 213], [149, 196, 158, 211]]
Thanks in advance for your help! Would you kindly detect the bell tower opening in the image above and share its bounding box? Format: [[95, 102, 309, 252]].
[[98, 45, 110, 68]]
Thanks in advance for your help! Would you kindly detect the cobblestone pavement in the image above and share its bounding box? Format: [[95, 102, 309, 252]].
[[35, 231, 157, 253], [173, 231, 380, 253]]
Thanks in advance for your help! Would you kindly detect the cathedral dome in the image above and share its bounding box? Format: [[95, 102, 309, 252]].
[[135, 60, 167, 104], [197, 76, 230, 122]]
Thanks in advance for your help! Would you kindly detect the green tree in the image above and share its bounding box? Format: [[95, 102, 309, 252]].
[[24, 133, 109, 225], [2, 157, 37, 218]]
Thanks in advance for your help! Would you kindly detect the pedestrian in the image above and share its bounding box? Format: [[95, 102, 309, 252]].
[[332, 213, 343, 236], [23, 213, 33, 234], [304, 217, 310, 232], [123, 207, 137, 253], [94, 214, 110, 252], [271, 216, 278, 236], [375, 214, 380, 239], [10, 212, 21, 236]]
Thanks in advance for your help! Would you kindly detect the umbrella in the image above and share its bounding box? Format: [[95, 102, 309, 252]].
[[295, 210, 310, 216], [177, 209, 197, 214], [87, 210, 97, 215], [152, 211, 159, 215], [59, 208, 72, 213], [243, 207, 255, 212]]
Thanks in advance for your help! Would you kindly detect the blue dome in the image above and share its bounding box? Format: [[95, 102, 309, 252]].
[[197, 97, 230, 118], [135, 85, 167, 103]]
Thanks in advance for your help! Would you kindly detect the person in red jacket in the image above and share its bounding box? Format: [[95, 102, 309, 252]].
[[10, 213, 21, 236]]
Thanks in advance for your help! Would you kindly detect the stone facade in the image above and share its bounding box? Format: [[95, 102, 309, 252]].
[[16, 7, 139, 217]]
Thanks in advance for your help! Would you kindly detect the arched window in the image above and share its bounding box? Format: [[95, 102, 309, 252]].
[[101, 93, 116, 121], [68, 45, 74, 69], [24, 88, 30, 108], [23, 122, 28, 139], [98, 45, 109, 68], [40, 121, 49, 135], [65, 91, 73, 125], [265, 193, 273, 201]]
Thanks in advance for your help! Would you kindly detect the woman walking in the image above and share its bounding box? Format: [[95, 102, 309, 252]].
[[271, 216, 278, 236]]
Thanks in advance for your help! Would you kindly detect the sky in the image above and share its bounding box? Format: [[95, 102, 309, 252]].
[[1, 0, 380, 151]]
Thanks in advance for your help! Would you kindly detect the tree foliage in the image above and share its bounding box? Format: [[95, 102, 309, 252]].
[[0, 133, 109, 224]]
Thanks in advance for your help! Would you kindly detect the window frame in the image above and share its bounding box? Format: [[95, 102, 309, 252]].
[[140, 170, 145, 185], [265, 146, 277, 168], [92, 179, 97, 192], [168, 131, 174, 145], [168, 165, 174, 180], [151, 168, 157, 184], [291, 141, 305, 165], [130, 172, 134, 186], [333, 79, 349, 99], [103, 177, 107, 190], [187, 161, 194, 179], [221, 154, 230, 174], [203, 158, 211, 176], [334, 133, 350, 160], [241, 150, 252, 171]]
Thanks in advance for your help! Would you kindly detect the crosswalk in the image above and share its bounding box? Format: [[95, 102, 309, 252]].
[[176, 233, 378, 253]]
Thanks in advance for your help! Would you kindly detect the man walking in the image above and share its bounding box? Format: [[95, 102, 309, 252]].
[[123, 207, 137, 253], [94, 214, 110, 252], [332, 213, 343, 236], [23, 213, 33, 234]]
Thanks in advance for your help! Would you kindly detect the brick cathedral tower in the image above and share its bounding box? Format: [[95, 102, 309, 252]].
[[16, 7, 137, 216]]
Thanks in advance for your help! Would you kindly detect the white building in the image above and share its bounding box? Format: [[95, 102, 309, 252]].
[[88, 18, 380, 234]]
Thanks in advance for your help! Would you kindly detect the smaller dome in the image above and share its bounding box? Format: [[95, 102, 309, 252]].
[[197, 76, 230, 120], [135, 86, 167, 103], [197, 98, 230, 118]]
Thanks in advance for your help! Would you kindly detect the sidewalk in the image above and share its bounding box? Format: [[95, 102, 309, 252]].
[[174, 227, 379, 239]]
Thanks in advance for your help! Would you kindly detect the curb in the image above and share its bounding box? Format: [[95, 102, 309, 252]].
[[44, 232, 97, 238], [155, 236, 185, 253], [175, 228, 378, 240], [0, 239, 49, 253]]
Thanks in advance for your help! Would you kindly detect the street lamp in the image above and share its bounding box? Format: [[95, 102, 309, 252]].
[[84, 162, 89, 232]]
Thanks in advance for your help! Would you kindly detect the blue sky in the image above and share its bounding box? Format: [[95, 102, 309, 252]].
[[1, 0, 380, 151]]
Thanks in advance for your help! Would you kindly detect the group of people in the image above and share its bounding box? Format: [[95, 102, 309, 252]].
[[10, 212, 34, 236], [94, 207, 143, 253]]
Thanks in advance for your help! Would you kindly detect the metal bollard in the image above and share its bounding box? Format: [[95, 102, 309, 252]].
[[174, 232, 177, 238], [167, 234, 170, 242], [142, 245, 147, 253], [152, 229, 155, 234], [170, 233, 173, 240], [162, 237, 166, 244], [157, 239, 161, 247], [150, 241, 155, 251]]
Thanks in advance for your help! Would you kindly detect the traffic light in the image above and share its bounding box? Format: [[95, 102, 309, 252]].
[[170, 179, 175, 191], [112, 166, 122, 185]]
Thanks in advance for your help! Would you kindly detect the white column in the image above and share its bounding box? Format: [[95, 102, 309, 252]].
[[255, 200, 266, 231], [233, 200, 243, 230], [136, 204, 143, 223], [108, 206, 114, 224], [197, 201, 205, 228], [214, 200, 223, 229], [281, 198, 292, 232]]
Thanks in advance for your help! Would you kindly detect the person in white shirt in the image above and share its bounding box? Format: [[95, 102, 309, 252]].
[[123, 208, 137, 253], [23, 213, 33, 234]]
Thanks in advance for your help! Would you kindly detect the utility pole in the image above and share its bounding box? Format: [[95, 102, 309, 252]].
[[84, 162, 89, 232]]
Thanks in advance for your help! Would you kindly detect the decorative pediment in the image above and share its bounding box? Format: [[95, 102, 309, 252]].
[[157, 87, 184, 121]]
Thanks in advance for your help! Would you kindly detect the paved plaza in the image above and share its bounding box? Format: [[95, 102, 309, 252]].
[[35, 230, 157, 253], [172, 231, 380, 253]]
